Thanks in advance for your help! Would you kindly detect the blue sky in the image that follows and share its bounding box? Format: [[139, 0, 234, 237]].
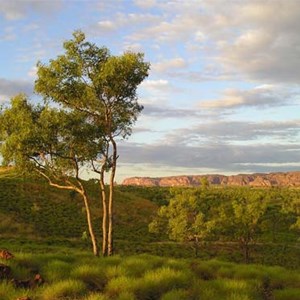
[[1, 0, 300, 182]]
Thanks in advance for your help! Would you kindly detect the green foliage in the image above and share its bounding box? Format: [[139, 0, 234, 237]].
[[149, 188, 221, 255], [35, 31, 149, 139], [273, 288, 300, 300], [117, 185, 171, 206], [150, 186, 299, 263], [0, 168, 299, 267], [41, 279, 87, 299], [34, 30, 150, 256], [71, 264, 107, 290], [0, 176, 86, 238], [219, 189, 267, 262], [0, 251, 299, 300]]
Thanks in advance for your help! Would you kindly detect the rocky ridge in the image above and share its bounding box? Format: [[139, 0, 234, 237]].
[[122, 171, 300, 187]]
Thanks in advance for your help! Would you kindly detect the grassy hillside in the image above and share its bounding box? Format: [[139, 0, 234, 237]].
[[0, 167, 159, 248], [0, 167, 299, 268], [0, 168, 299, 299]]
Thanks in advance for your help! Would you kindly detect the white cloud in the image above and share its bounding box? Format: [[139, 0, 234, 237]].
[[140, 79, 170, 91], [0, 0, 63, 20], [23, 23, 39, 32], [119, 141, 300, 176], [0, 78, 33, 102], [122, 0, 300, 83], [0, 26, 16, 41], [169, 119, 300, 146], [152, 57, 187, 73], [97, 20, 116, 31], [122, 42, 143, 53], [27, 66, 37, 78], [91, 12, 161, 36], [200, 85, 297, 109], [134, 0, 157, 9]]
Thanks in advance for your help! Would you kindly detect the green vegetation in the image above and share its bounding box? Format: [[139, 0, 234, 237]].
[[150, 186, 299, 265], [0, 167, 299, 267], [0, 252, 300, 300], [0, 30, 150, 257], [0, 29, 298, 300], [0, 168, 299, 299]]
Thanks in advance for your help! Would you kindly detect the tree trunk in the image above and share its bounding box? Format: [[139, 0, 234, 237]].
[[244, 243, 250, 263], [108, 137, 117, 256], [194, 236, 200, 257], [99, 166, 108, 256], [80, 190, 99, 256]]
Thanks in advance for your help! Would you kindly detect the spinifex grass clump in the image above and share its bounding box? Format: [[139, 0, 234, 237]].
[[0, 250, 299, 300], [119, 254, 164, 277], [0, 282, 24, 300], [41, 279, 87, 300], [134, 267, 190, 300], [105, 275, 137, 298], [71, 264, 106, 291], [84, 294, 109, 300], [160, 288, 190, 300], [42, 259, 72, 282], [273, 288, 300, 300]]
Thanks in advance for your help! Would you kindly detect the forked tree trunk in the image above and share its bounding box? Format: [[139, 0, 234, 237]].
[[193, 236, 200, 257], [37, 170, 99, 256], [108, 137, 117, 256], [80, 189, 99, 257], [99, 166, 108, 256]]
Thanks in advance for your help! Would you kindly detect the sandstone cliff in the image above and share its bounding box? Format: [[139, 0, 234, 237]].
[[122, 171, 300, 187]]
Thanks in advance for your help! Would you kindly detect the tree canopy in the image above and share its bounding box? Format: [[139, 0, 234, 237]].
[[0, 31, 150, 256]]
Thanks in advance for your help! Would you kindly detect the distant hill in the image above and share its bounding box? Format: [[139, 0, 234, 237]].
[[122, 171, 300, 187], [0, 167, 158, 242]]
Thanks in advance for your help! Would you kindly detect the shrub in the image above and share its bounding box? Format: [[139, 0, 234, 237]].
[[105, 276, 136, 298], [161, 289, 189, 300], [134, 267, 190, 300], [0, 282, 19, 300], [42, 259, 72, 282], [190, 261, 215, 280], [71, 264, 106, 291], [120, 256, 155, 277], [117, 291, 136, 300], [84, 293, 109, 300], [273, 288, 300, 300], [41, 279, 87, 299]]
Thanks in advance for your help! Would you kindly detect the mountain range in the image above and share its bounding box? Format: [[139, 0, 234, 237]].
[[122, 171, 300, 187]]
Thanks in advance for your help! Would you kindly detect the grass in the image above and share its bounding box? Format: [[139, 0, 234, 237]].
[[41, 279, 87, 299], [0, 251, 299, 300], [0, 167, 300, 299], [0, 167, 299, 270]]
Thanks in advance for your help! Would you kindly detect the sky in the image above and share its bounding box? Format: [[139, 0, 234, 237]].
[[1, 0, 300, 183]]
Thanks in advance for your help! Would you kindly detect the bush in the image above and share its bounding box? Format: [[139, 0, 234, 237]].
[[41, 279, 87, 299], [273, 288, 300, 300], [84, 293, 109, 300], [134, 267, 190, 300], [105, 276, 136, 298], [71, 264, 107, 291], [161, 289, 189, 300], [42, 259, 72, 282]]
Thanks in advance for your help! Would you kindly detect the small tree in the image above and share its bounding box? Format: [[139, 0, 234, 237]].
[[34, 31, 150, 256], [0, 94, 102, 256], [220, 189, 267, 263], [281, 189, 300, 231], [149, 189, 217, 256]]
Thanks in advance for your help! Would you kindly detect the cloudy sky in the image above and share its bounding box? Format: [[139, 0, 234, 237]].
[[1, 0, 300, 182]]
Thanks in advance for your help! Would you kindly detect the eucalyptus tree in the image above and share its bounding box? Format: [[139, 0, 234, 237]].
[[34, 31, 150, 256], [149, 188, 218, 257], [219, 189, 267, 263], [0, 94, 102, 256]]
